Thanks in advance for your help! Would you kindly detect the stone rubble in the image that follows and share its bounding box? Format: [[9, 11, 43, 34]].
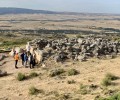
[[29, 36, 120, 63]]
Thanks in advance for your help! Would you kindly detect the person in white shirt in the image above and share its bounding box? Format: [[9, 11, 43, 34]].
[[26, 42, 31, 52]]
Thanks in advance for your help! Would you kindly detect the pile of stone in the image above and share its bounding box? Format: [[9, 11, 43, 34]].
[[29, 37, 120, 63]]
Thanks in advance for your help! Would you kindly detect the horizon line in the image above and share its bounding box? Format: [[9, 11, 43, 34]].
[[0, 7, 120, 15]]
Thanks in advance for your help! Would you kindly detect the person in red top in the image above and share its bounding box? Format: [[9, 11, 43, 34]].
[[14, 53, 19, 69]]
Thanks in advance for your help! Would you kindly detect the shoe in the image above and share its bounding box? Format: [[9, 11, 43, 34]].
[[15, 67, 18, 69]]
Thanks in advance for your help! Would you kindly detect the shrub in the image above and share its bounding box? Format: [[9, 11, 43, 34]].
[[17, 73, 26, 81], [95, 97, 108, 100], [67, 80, 76, 84], [105, 73, 118, 81], [49, 69, 65, 77], [29, 86, 39, 95], [45, 91, 59, 97], [29, 72, 38, 78], [101, 73, 118, 87], [95, 93, 120, 100], [101, 78, 111, 87], [68, 69, 79, 76], [109, 93, 120, 100], [79, 84, 89, 95], [59, 93, 70, 100]]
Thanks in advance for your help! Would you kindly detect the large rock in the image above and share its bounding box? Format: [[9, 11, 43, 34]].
[[0, 55, 5, 61], [0, 70, 7, 77], [34, 50, 43, 63], [77, 54, 87, 62]]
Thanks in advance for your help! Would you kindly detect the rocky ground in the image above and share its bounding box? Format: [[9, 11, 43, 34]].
[[0, 53, 120, 100]]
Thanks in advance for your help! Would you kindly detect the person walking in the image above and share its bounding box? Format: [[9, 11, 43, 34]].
[[14, 53, 19, 69]]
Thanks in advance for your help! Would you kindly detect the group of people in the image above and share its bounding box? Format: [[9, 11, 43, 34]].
[[14, 51, 36, 69]]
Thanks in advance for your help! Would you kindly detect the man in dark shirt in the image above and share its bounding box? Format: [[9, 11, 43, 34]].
[[20, 52, 25, 66]]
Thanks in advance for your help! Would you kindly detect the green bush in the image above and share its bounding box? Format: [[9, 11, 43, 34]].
[[29, 86, 39, 95], [29, 72, 38, 78], [17, 73, 26, 81], [101, 78, 111, 87], [109, 93, 120, 100], [101, 73, 118, 87], [79, 84, 89, 95], [95, 93, 120, 100], [49, 69, 65, 77], [67, 80, 76, 84], [95, 97, 108, 100], [68, 69, 79, 76], [105, 73, 118, 81]]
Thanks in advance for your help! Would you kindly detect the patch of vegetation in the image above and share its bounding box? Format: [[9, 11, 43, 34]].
[[67, 69, 79, 76], [29, 72, 38, 78], [5, 33, 17, 37], [101, 78, 112, 87], [79, 84, 90, 95], [52, 33, 68, 39], [101, 73, 118, 87], [76, 34, 84, 38], [89, 84, 98, 90], [59, 93, 71, 100], [29, 86, 39, 95], [49, 68, 65, 77], [105, 73, 118, 81], [17, 73, 26, 81], [67, 80, 76, 84], [109, 93, 120, 100], [47, 91, 59, 97], [95, 92, 120, 100], [0, 38, 32, 48], [94, 97, 107, 100], [103, 89, 118, 96]]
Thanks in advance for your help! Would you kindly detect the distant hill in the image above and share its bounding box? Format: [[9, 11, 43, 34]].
[[0, 7, 59, 15], [0, 7, 118, 16]]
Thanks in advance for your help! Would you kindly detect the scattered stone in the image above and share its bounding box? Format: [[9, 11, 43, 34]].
[[24, 36, 120, 63]]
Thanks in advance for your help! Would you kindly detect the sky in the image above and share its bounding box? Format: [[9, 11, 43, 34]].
[[0, 0, 120, 14]]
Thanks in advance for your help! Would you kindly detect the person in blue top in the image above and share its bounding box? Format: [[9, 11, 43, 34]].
[[24, 52, 28, 67]]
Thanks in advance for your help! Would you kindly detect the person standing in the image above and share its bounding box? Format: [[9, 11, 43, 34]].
[[14, 53, 19, 69], [28, 53, 33, 69], [24, 52, 28, 67], [32, 52, 36, 68], [20, 52, 25, 66], [26, 42, 31, 53]]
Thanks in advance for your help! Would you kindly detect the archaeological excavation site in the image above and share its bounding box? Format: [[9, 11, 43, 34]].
[[0, 5, 120, 100]]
